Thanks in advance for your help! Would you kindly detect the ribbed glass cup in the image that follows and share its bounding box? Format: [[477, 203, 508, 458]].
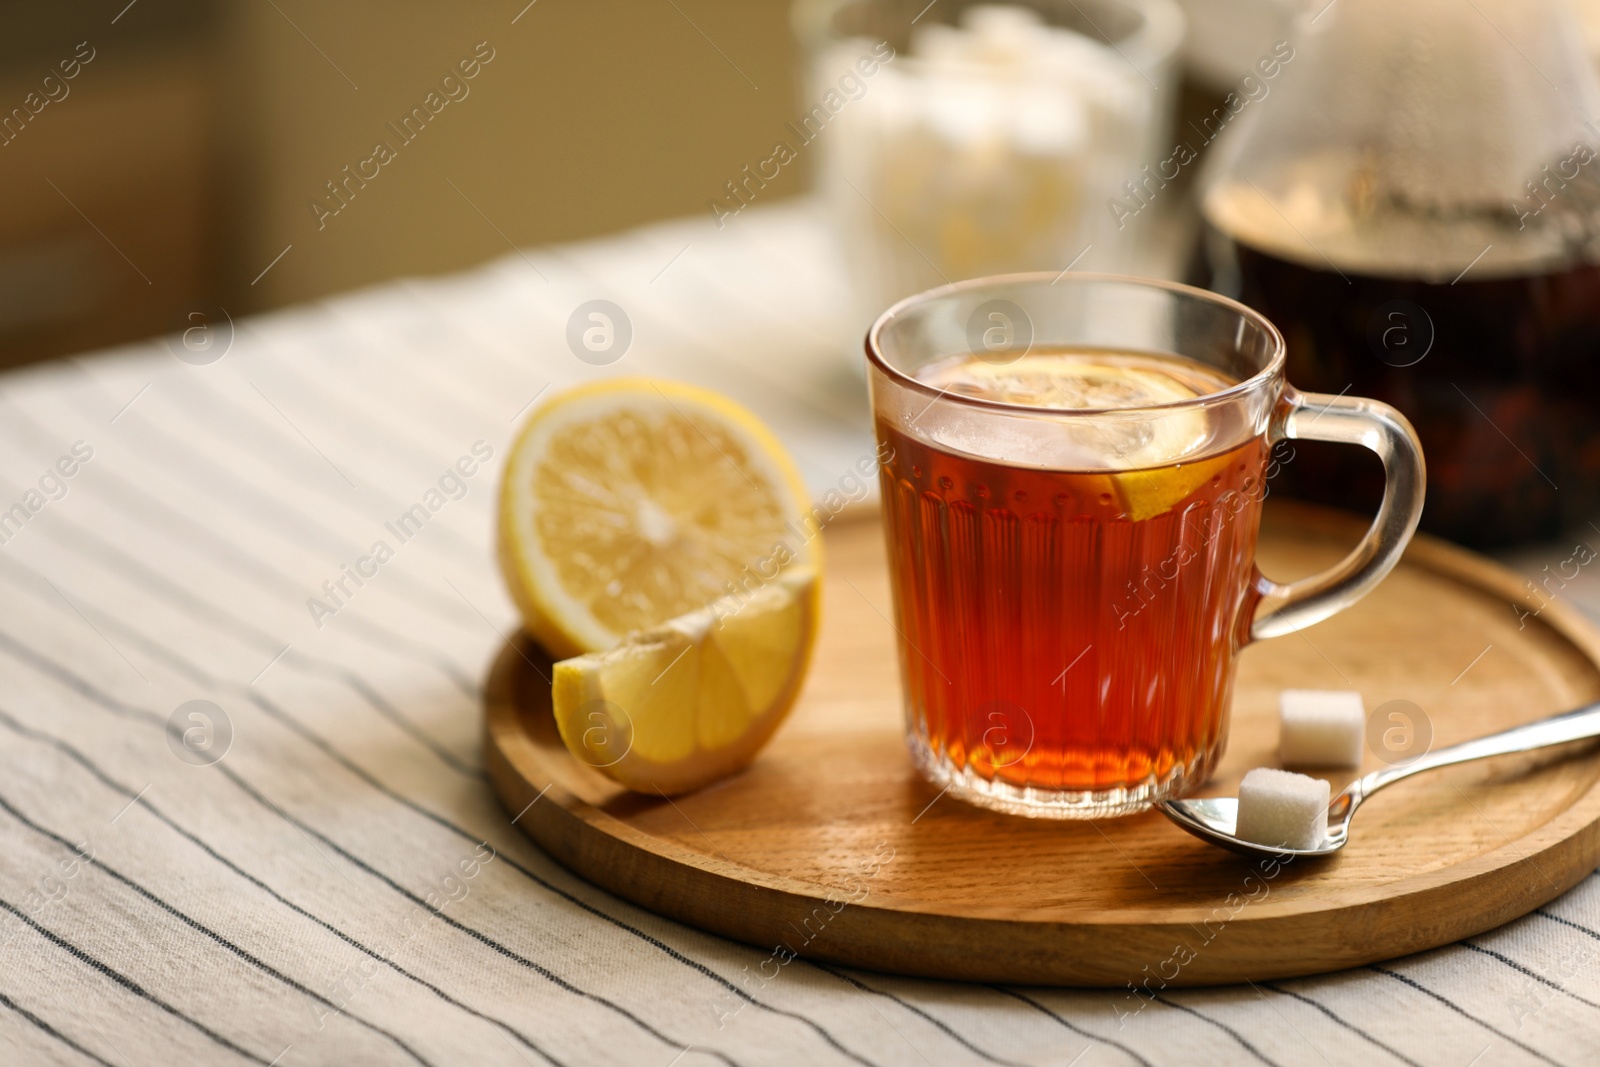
[[867, 273, 1424, 817]]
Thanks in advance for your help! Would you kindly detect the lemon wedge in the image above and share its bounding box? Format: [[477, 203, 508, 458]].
[[552, 567, 818, 794], [497, 379, 819, 658]]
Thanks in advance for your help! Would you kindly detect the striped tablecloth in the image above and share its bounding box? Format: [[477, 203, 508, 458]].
[[2, 199, 1599, 1067]]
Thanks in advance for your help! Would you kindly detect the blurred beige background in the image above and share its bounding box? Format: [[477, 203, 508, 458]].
[[0, 0, 807, 367]]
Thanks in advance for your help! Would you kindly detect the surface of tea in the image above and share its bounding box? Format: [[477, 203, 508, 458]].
[[880, 348, 1270, 812], [915, 350, 1238, 410]]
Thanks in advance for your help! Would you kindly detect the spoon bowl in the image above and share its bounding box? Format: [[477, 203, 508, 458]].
[[1157, 791, 1357, 859]]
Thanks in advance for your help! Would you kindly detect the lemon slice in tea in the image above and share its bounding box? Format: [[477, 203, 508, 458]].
[[916, 351, 1238, 521]]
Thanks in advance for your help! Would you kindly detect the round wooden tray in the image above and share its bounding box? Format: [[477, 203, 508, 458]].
[[484, 501, 1600, 986]]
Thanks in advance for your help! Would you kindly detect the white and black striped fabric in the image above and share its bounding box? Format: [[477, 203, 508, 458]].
[[1, 200, 1598, 1066]]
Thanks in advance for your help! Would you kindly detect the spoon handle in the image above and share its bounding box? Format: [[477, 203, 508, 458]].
[[1361, 699, 1600, 797]]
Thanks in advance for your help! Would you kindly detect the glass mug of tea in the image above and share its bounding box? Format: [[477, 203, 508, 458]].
[[866, 273, 1425, 817]]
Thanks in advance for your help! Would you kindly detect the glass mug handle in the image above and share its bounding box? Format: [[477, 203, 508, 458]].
[[1250, 388, 1427, 641]]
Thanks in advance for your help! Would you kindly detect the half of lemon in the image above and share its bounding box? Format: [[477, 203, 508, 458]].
[[498, 378, 819, 657]]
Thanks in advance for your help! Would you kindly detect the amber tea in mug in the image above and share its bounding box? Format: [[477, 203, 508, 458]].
[[867, 275, 1424, 817]]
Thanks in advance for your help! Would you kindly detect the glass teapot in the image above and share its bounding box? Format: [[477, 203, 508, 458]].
[[1192, 0, 1600, 547]]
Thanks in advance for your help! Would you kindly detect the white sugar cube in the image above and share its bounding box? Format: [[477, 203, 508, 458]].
[[1279, 689, 1366, 768], [1236, 768, 1330, 850], [962, 5, 1046, 41]]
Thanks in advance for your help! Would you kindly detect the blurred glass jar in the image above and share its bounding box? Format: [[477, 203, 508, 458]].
[[1192, 0, 1600, 547], [793, 0, 1185, 353]]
